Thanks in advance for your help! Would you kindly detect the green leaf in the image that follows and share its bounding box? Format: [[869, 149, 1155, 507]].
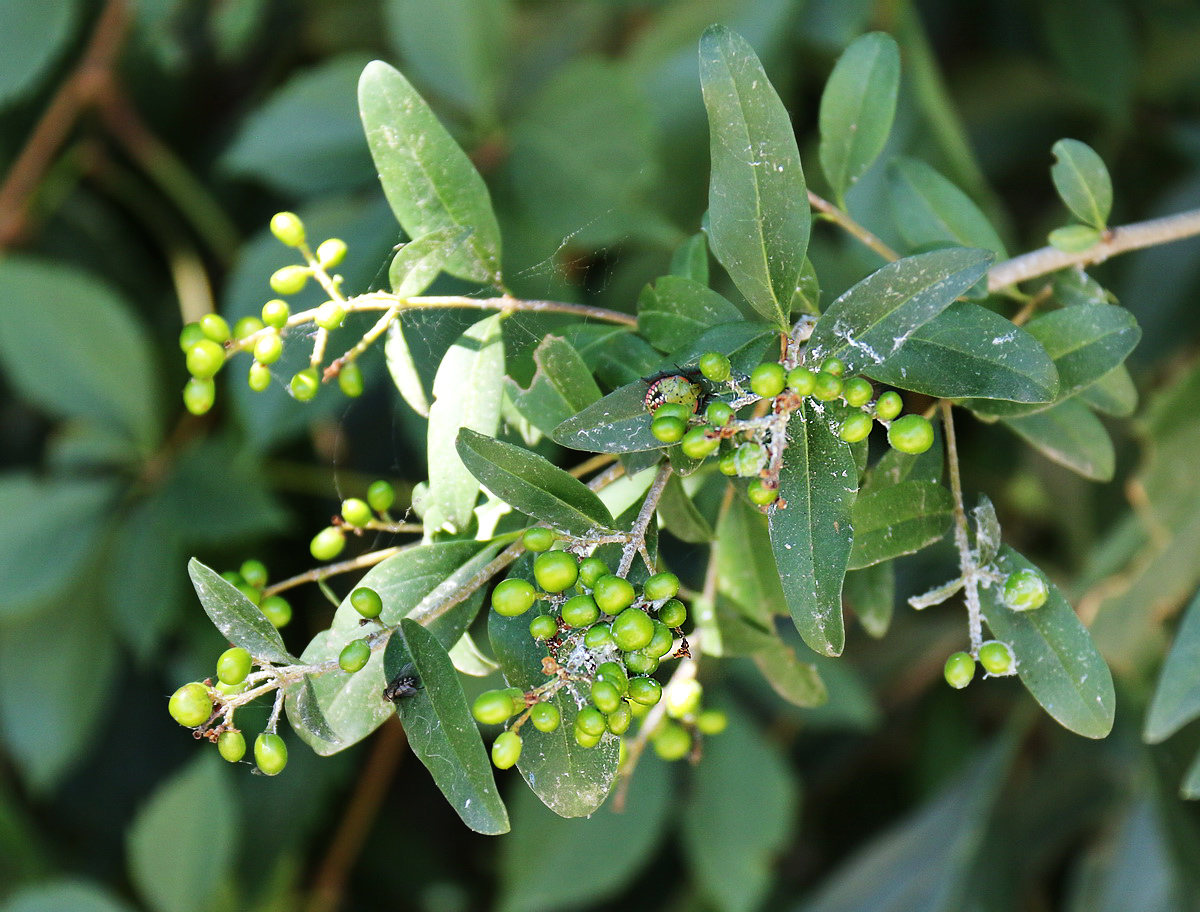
[[682, 710, 798, 912], [426, 314, 505, 531], [384, 619, 509, 834], [1079, 364, 1138, 418], [389, 226, 471, 297], [845, 562, 895, 638], [0, 0, 78, 106], [105, 498, 186, 660], [769, 402, 857, 657], [455, 428, 616, 535], [283, 675, 340, 744], [385, 320, 431, 417], [886, 158, 1007, 258], [497, 753, 672, 912], [0, 881, 136, 912], [973, 495, 1002, 566], [867, 303, 1058, 402], [638, 276, 743, 353], [383, 0, 508, 123], [127, 756, 237, 912], [806, 247, 994, 376], [1051, 138, 1113, 229], [552, 381, 661, 455], [860, 422, 943, 495], [0, 257, 161, 448], [670, 232, 710, 284], [700, 25, 810, 328], [359, 59, 502, 284], [818, 32, 900, 205], [0, 474, 119, 621], [753, 638, 828, 707], [697, 593, 779, 658], [1183, 750, 1200, 800], [187, 559, 295, 665], [1049, 223, 1103, 253], [716, 497, 786, 625], [1001, 398, 1114, 481], [981, 546, 1115, 738], [658, 475, 715, 544], [1145, 587, 1200, 744], [504, 335, 602, 436], [447, 630, 499, 676], [848, 481, 954, 570]]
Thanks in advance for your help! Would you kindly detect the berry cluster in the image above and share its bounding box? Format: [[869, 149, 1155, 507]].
[[646, 351, 935, 507], [942, 568, 1048, 688], [220, 559, 292, 628], [309, 480, 398, 562]]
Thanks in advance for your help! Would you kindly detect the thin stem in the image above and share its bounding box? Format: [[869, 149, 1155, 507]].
[[408, 540, 525, 628], [355, 291, 637, 327], [808, 191, 900, 262], [941, 401, 983, 654], [617, 462, 672, 577], [261, 547, 406, 598]]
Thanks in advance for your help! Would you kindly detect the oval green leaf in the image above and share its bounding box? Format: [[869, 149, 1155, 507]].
[[1051, 138, 1113, 230], [638, 275, 743, 353], [886, 157, 1007, 258], [187, 558, 295, 664], [1145, 587, 1200, 744], [847, 481, 954, 570], [1001, 399, 1115, 481], [504, 335, 602, 437]]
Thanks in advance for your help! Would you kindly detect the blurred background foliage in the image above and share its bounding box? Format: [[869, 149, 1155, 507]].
[[2, 0, 1200, 910]]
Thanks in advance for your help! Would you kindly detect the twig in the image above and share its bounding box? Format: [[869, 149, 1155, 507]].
[[940, 401, 983, 654], [617, 462, 672, 577], [354, 292, 638, 327], [807, 191, 900, 262], [261, 547, 406, 598]]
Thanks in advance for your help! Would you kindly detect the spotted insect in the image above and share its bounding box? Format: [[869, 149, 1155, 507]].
[[643, 369, 706, 414], [383, 663, 422, 702]]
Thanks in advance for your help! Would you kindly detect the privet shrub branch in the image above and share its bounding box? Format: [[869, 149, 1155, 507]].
[[167, 27, 1193, 832]]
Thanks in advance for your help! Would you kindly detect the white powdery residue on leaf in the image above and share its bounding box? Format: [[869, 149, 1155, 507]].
[[992, 331, 1018, 346]]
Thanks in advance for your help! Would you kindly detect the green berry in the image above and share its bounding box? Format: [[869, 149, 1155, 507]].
[[186, 339, 226, 380], [270, 211, 306, 247], [583, 625, 613, 649], [590, 679, 622, 714], [820, 357, 846, 377], [199, 313, 232, 343], [314, 301, 346, 331], [168, 683, 212, 727], [253, 330, 283, 365], [787, 366, 816, 395], [529, 614, 558, 640], [592, 575, 636, 614], [696, 708, 728, 735], [338, 361, 364, 398], [705, 401, 733, 426], [575, 706, 607, 737], [651, 416, 686, 444], [733, 441, 768, 477], [317, 238, 347, 268], [240, 560, 268, 589], [1002, 569, 1048, 612], [234, 316, 264, 340], [179, 322, 205, 351], [644, 621, 675, 659], [750, 362, 786, 398], [747, 479, 779, 506], [261, 299, 290, 328], [259, 595, 292, 628], [473, 689, 518, 725], [491, 731, 522, 769], [367, 480, 395, 513], [718, 451, 738, 475], [843, 377, 873, 408], [979, 640, 1015, 676], [612, 607, 654, 651], [492, 578, 537, 616], [248, 362, 271, 392], [310, 526, 346, 561], [504, 688, 527, 715], [339, 639, 371, 673], [222, 571, 244, 586], [561, 594, 600, 628], [596, 662, 628, 693], [623, 650, 659, 675], [652, 722, 691, 760], [183, 377, 216, 415], [698, 351, 731, 382], [658, 598, 686, 628], [643, 572, 679, 602], [533, 551, 579, 594], [653, 402, 694, 423], [839, 411, 874, 443], [888, 414, 935, 455], [270, 265, 310, 296], [665, 679, 703, 718], [681, 426, 720, 459], [350, 586, 383, 619], [290, 368, 320, 401], [812, 371, 843, 401], [530, 701, 561, 732], [254, 732, 288, 776], [578, 557, 609, 589], [944, 651, 975, 689], [874, 390, 903, 420], [341, 498, 373, 527], [606, 704, 632, 735], [574, 727, 602, 748], [217, 730, 246, 763], [217, 647, 253, 686], [522, 527, 555, 552]]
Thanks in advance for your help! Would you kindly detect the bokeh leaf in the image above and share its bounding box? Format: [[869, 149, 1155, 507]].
[[1144, 587, 1200, 744]]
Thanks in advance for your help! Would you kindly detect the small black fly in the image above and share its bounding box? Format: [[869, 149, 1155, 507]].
[[383, 663, 422, 702]]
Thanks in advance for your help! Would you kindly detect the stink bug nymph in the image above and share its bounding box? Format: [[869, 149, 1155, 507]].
[[643, 370, 705, 414], [383, 663, 422, 702]]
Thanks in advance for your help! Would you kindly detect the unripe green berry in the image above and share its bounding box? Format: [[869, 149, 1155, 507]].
[[843, 377, 873, 408], [310, 525, 346, 561], [235, 582, 261, 605], [623, 650, 659, 675], [341, 498, 373, 527], [680, 426, 720, 459], [665, 678, 703, 718], [787, 366, 816, 395], [606, 704, 632, 735], [240, 560, 268, 589], [530, 701, 560, 732], [338, 361, 365, 398], [653, 402, 694, 422], [270, 211, 306, 247], [820, 356, 846, 377], [234, 316, 264, 340], [529, 614, 558, 640], [718, 451, 738, 475], [179, 322, 205, 351], [503, 687, 527, 715], [248, 362, 271, 392], [643, 572, 680, 602], [367, 480, 395, 513], [259, 595, 292, 628], [350, 586, 383, 619], [261, 299, 290, 328], [658, 598, 686, 628], [576, 706, 607, 737], [491, 731, 522, 769], [314, 301, 346, 331], [339, 639, 371, 673], [473, 689, 518, 725], [216, 680, 245, 697], [533, 551, 579, 594], [733, 441, 768, 477], [651, 416, 686, 444], [705, 401, 733, 426], [874, 390, 903, 420], [612, 607, 654, 651], [839, 411, 874, 443], [578, 557, 609, 589], [583, 625, 614, 649], [979, 640, 1015, 676], [812, 371, 843, 401], [253, 330, 283, 365], [644, 621, 675, 659], [944, 651, 975, 689], [317, 238, 347, 268], [593, 575, 636, 614], [222, 571, 244, 586], [696, 708, 728, 735], [590, 679, 622, 714], [574, 727, 602, 748], [1002, 569, 1049, 612], [522, 527, 555, 552], [750, 362, 786, 398], [652, 722, 691, 761], [747, 479, 779, 506], [217, 730, 246, 763], [183, 377, 216, 415], [187, 339, 226, 380], [596, 662, 628, 693], [290, 368, 320, 402], [561, 594, 600, 628], [217, 646, 253, 686], [698, 351, 731, 382], [254, 732, 288, 775], [199, 313, 232, 343], [492, 578, 537, 616], [270, 265, 310, 295], [168, 683, 212, 727], [888, 414, 935, 455]]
